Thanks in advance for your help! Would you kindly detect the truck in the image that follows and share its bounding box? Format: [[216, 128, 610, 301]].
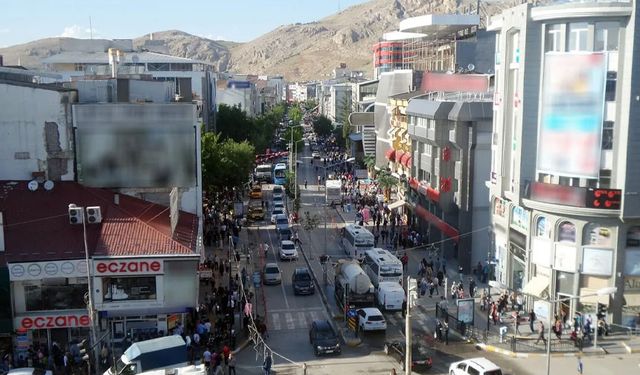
[[334, 259, 375, 310], [255, 164, 273, 183], [376, 281, 406, 312], [325, 179, 342, 206], [104, 336, 200, 375]]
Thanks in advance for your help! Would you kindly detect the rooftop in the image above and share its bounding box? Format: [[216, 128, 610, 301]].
[[0, 181, 197, 263], [42, 51, 212, 66], [398, 14, 480, 40]]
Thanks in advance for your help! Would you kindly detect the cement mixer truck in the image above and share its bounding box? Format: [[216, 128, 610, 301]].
[[334, 259, 375, 310]]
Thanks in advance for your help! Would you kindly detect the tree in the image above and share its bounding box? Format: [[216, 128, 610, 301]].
[[312, 115, 333, 137], [202, 131, 255, 191], [289, 106, 303, 125], [216, 104, 253, 143], [303, 99, 318, 112], [377, 170, 398, 201]]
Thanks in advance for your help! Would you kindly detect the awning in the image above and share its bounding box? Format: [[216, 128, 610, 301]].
[[385, 148, 396, 161], [408, 177, 439, 202], [579, 288, 611, 305], [522, 276, 549, 298], [414, 205, 459, 242], [623, 293, 640, 307], [395, 150, 406, 163], [349, 133, 363, 142], [387, 200, 405, 210], [400, 153, 411, 167]]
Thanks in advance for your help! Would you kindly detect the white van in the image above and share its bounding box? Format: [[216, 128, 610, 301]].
[[377, 281, 405, 311]]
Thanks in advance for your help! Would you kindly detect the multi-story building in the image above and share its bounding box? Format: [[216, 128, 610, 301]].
[[216, 78, 261, 117], [406, 78, 493, 270], [488, 0, 637, 324], [373, 41, 404, 79]]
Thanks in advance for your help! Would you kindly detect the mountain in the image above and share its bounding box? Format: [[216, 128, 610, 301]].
[[0, 0, 533, 81]]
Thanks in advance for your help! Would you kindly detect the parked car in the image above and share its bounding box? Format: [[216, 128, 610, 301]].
[[449, 358, 503, 375], [356, 307, 387, 331], [271, 208, 285, 224], [383, 341, 432, 372], [278, 227, 292, 241], [292, 267, 315, 295], [272, 185, 285, 200], [275, 214, 289, 231], [312, 151, 321, 159], [279, 240, 298, 261], [263, 263, 282, 285], [309, 320, 341, 356]]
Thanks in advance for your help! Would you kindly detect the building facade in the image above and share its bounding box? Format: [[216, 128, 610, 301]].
[[373, 41, 404, 79], [488, 1, 637, 324]]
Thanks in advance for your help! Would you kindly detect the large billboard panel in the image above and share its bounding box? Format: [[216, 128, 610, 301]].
[[74, 103, 197, 188], [536, 53, 607, 178]]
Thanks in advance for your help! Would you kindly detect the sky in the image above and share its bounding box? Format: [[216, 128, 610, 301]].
[[0, 0, 371, 48]]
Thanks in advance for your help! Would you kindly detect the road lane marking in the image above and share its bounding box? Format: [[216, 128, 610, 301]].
[[285, 312, 295, 330], [309, 310, 320, 322], [297, 311, 307, 328], [271, 313, 282, 331], [269, 307, 325, 313]]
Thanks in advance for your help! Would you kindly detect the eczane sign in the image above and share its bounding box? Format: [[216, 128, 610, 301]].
[[16, 313, 91, 329], [94, 259, 164, 275]]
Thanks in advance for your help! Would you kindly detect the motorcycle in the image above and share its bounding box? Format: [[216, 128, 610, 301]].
[[597, 319, 609, 336]]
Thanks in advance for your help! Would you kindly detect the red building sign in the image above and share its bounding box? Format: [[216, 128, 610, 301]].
[[94, 259, 164, 275], [17, 314, 91, 329]]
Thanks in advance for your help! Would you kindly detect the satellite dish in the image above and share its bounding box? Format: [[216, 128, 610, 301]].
[[27, 180, 39, 191], [44, 180, 55, 191], [467, 63, 476, 71]]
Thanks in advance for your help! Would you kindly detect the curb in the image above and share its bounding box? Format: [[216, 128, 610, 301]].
[[622, 341, 640, 354], [475, 343, 606, 358]]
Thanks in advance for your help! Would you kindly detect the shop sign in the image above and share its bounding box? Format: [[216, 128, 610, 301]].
[[554, 243, 577, 272], [9, 259, 88, 281], [510, 206, 529, 233], [624, 250, 640, 276], [624, 277, 640, 292], [493, 197, 506, 219], [581, 247, 613, 276], [94, 259, 164, 275], [16, 313, 91, 329]]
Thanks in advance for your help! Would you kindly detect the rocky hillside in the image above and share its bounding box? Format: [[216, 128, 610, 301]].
[[0, 0, 534, 81]]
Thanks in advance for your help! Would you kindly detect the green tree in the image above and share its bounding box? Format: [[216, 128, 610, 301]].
[[312, 115, 333, 137], [281, 126, 304, 150], [202, 131, 255, 191], [289, 106, 303, 125], [377, 170, 398, 201], [216, 104, 253, 143], [363, 155, 376, 172], [303, 99, 318, 112]]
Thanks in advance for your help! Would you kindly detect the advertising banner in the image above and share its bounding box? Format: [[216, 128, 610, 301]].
[[536, 53, 607, 178], [457, 298, 474, 324]]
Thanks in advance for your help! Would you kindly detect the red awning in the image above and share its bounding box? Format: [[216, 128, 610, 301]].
[[415, 205, 459, 242], [408, 177, 439, 202], [400, 153, 411, 167], [385, 148, 396, 161], [395, 150, 405, 163]]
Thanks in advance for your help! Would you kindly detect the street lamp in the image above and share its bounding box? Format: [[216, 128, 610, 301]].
[[544, 286, 617, 375]]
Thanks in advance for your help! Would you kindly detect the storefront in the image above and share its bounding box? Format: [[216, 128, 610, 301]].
[[92, 256, 199, 345], [491, 197, 509, 285], [623, 226, 640, 326], [8, 259, 91, 355], [508, 205, 529, 291]]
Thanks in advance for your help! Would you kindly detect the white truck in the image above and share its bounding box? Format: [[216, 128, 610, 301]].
[[377, 281, 406, 312], [325, 179, 342, 206], [334, 259, 375, 309]]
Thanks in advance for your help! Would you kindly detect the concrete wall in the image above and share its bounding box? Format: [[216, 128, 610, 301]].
[[0, 83, 76, 181]]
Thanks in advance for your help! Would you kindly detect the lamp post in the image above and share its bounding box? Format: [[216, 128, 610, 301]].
[[544, 287, 617, 375]]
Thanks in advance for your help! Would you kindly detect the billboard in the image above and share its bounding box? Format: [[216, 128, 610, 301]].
[[536, 53, 607, 178], [74, 103, 197, 188]]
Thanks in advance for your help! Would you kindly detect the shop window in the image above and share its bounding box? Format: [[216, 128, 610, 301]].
[[536, 216, 550, 238], [558, 221, 576, 243], [24, 278, 88, 312], [605, 72, 617, 102], [583, 223, 613, 247], [102, 277, 157, 302], [628, 226, 640, 247], [602, 121, 614, 150], [568, 22, 589, 52]]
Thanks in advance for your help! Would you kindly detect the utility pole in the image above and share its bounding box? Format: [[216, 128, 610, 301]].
[[406, 277, 417, 375]]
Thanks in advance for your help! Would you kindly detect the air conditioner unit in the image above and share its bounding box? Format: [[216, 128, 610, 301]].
[[86, 206, 102, 224], [68, 205, 83, 225]]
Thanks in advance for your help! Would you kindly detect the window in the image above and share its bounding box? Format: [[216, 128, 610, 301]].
[[25, 278, 88, 311], [627, 226, 640, 247], [545, 24, 563, 52], [558, 221, 576, 243], [602, 121, 614, 150], [599, 169, 611, 188], [605, 72, 617, 102], [536, 217, 550, 238], [468, 367, 480, 375], [595, 22, 619, 51], [568, 22, 589, 51], [102, 277, 157, 302], [510, 32, 520, 64]]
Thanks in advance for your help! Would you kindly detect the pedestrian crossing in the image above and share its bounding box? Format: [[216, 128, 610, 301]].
[[384, 305, 436, 334], [268, 308, 328, 331]]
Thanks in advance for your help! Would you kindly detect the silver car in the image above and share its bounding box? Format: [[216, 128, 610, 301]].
[[263, 263, 282, 285]]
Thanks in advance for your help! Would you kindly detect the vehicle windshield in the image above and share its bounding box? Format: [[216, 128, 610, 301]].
[[485, 371, 502, 375], [317, 328, 336, 339], [282, 243, 295, 250], [280, 229, 291, 236], [368, 315, 384, 321], [277, 218, 288, 225], [111, 359, 136, 375], [296, 272, 311, 281], [273, 186, 283, 194], [380, 266, 403, 277], [265, 266, 279, 274], [273, 209, 283, 215]]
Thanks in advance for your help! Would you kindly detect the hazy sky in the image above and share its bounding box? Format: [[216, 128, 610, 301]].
[[0, 0, 370, 48]]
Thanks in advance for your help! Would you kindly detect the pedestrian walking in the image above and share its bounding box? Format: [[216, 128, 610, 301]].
[[458, 265, 464, 282], [304, 180, 308, 189], [529, 309, 536, 333], [513, 311, 521, 335], [577, 356, 583, 374], [263, 351, 273, 375], [536, 321, 547, 346], [443, 322, 449, 345], [228, 353, 237, 375]]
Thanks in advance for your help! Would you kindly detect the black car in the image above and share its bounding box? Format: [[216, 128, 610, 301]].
[[309, 320, 341, 356], [279, 227, 292, 241], [384, 340, 433, 372], [292, 267, 315, 295]]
